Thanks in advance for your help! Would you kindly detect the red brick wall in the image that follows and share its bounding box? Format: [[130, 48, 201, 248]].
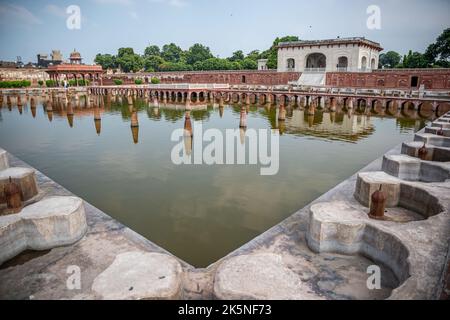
[[326, 70, 450, 90], [103, 71, 301, 86], [103, 69, 450, 90], [179, 71, 300, 85]]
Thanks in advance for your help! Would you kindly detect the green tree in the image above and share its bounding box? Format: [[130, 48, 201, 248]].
[[117, 53, 143, 73], [193, 58, 235, 71], [246, 50, 261, 61], [144, 45, 161, 57], [240, 58, 257, 70], [143, 55, 165, 72], [94, 54, 116, 70], [379, 51, 402, 68], [159, 61, 193, 72], [161, 43, 184, 63], [185, 43, 213, 65], [45, 80, 57, 87], [262, 36, 299, 69], [118, 47, 135, 58], [228, 50, 244, 62], [425, 28, 450, 67], [401, 50, 428, 68]]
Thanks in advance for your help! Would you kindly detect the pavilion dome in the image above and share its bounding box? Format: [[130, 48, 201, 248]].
[[70, 50, 82, 60]]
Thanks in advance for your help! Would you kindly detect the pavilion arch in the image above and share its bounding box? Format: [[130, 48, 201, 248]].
[[417, 102, 433, 118], [286, 58, 296, 70], [371, 58, 377, 69], [385, 104, 397, 116], [305, 53, 327, 69], [435, 104, 445, 116], [385, 100, 395, 110], [361, 56, 368, 70], [371, 99, 380, 109], [337, 56, 348, 70], [259, 94, 267, 104], [401, 101, 413, 110], [190, 92, 198, 101], [278, 95, 289, 106], [232, 93, 240, 103], [400, 106, 415, 118], [356, 98, 367, 108]]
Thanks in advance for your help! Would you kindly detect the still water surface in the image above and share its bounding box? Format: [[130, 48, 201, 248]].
[[0, 96, 430, 266]]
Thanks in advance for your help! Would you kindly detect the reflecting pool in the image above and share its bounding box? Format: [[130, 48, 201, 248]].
[[0, 95, 431, 266]]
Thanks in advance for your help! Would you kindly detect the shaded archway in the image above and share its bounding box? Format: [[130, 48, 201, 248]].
[[371, 58, 376, 70], [287, 58, 295, 70], [306, 53, 326, 70], [337, 56, 348, 71], [361, 56, 368, 70]]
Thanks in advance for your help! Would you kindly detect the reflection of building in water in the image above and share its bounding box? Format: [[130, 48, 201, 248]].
[[131, 108, 139, 144], [94, 107, 101, 135], [184, 111, 193, 156], [287, 109, 375, 142], [153, 103, 208, 111], [47, 110, 53, 122]]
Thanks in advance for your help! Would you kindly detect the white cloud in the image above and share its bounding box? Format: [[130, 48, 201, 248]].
[[0, 3, 42, 25]]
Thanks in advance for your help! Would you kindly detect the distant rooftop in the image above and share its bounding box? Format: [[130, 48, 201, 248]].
[[47, 64, 103, 72], [278, 37, 383, 51]]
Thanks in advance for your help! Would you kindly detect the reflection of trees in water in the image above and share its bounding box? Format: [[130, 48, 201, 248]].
[[257, 106, 277, 130], [102, 97, 427, 142], [109, 96, 147, 120], [147, 108, 184, 122], [396, 118, 429, 134], [190, 109, 211, 121], [106, 96, 217, 122], [230, 104, 258, 115], [146, 105, 211, 122]]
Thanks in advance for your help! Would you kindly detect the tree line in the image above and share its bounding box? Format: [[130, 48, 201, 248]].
[[379, 28, 449, 69], [94, 36, 299, 73], [94, 29, 449, 73]]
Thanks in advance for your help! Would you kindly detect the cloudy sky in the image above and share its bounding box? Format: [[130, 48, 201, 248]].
[[0, 0, 449, 64]]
